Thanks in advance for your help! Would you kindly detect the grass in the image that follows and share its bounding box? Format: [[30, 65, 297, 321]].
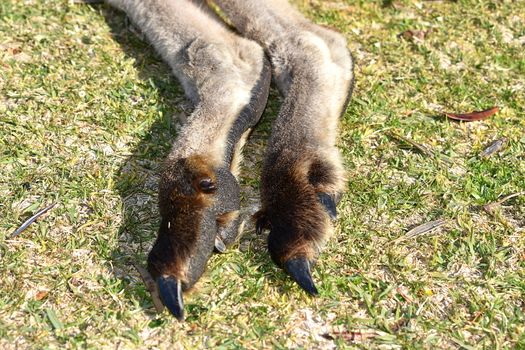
[[1, 0, 524, 348]]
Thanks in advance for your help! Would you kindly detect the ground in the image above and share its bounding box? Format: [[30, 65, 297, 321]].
[[0, 0, 524, 349]]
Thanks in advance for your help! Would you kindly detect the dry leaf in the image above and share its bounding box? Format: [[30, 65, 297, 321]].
[[386, 131, 434, 157], [35, 291, 49, 301], [444, 106, 499, 121], [399, 29, 429, 42]]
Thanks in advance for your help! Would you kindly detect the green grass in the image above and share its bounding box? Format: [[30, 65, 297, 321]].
[[1, 0, 524, 348]]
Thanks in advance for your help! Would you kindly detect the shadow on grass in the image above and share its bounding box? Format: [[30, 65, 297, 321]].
[[97, 5, 280, 318], [98, 5, 180, 316]]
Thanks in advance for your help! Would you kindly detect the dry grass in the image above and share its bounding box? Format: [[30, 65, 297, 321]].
[[1, 0, 524, 348]]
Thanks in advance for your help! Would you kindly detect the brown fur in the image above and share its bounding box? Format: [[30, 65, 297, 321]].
[[217, 210, 239, 228], [214, 0, 354, 270], [257, 149, 334, 264], [150, 155, 216, 281]]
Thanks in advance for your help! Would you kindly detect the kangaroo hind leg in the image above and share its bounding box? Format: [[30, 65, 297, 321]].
[[108, 0, 270, 320]]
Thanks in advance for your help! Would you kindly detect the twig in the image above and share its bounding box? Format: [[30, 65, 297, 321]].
[[396, 286, 414, 303], [11, 203, 56, 238], [386, 131, 453, 164], [131, 261, 165, 313], [480, 137, 507, 158], [483, 191, 525, 213], [391, 218, 448, 244], [323, 329, 382, 342], [386, 131, 435, 157]]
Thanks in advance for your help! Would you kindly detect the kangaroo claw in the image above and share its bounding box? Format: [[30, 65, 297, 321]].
[[284, 257, 319, 296], [317, 192, 337, 220], [214, 236, 227, 253], [157, 276, 184, 321], [255, 215, 269, 235], [256, 219, 264, 235]]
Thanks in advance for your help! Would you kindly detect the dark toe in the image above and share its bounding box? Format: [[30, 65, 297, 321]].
[[214, 236, 227, 253], [317, 192, 337, 220], [255, 215, 269, 235], [157, 276, 184, 321], [284, 257, 319, 296]]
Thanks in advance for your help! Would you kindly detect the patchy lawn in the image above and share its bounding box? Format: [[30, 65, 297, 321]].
[[0, 0, 524, 348]]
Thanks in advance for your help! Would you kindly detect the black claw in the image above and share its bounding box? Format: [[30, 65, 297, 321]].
[[317, 192, 337, 220], [214, 236, 227, 253], [284, 258, 319, 296], [157, 276, 184, 321], [255, 217, 266, 235]]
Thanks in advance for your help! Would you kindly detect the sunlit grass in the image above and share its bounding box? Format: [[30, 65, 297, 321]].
[[0, 0, 524, 348]]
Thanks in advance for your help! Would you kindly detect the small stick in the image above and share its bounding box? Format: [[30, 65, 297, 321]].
[[480, 137, 507, 158], [131, 262, 165, 313], [329, 329, 381, 342], [396, 286, 414, 303], [386, 131, 454, 165], [390, 218, 448, 244], [11, 203, 56, 238], [483, 191, 525, 213], [404, 218, 447, 239], [386, 131, 435, 157]]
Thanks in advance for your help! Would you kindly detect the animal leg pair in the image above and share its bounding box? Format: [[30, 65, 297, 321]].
[[108, 0, 354, 320]]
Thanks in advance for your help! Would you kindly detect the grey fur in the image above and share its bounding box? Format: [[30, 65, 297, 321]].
[[214, 0, 353, 168], [108, 0, 268, 164]]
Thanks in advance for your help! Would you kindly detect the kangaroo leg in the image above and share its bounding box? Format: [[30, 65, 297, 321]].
[[107, 0, 270, 320], [213, 0, 354, 295]]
